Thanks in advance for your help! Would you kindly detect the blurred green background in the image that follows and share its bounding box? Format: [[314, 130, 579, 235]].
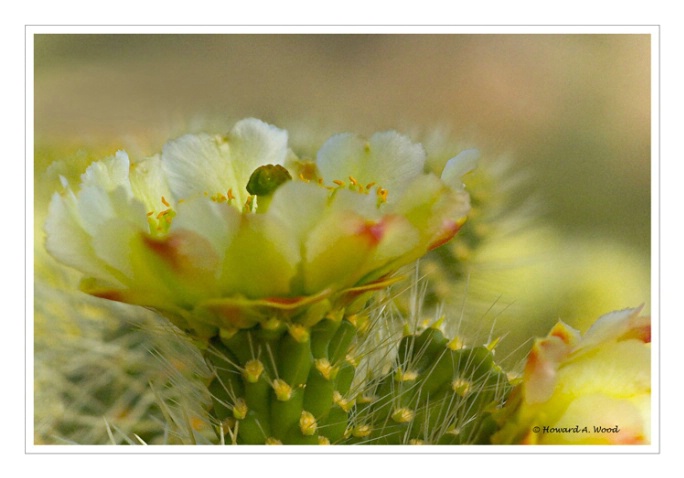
[[33, 33, 651, 362]]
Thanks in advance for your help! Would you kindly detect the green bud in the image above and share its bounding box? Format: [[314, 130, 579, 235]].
[[246, 164, 292, 196]]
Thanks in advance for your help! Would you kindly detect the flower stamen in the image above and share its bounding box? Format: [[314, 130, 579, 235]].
[[376, 186, 388, 205]]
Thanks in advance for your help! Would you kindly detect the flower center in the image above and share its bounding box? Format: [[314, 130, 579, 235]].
[[146, 195, 176, 235]]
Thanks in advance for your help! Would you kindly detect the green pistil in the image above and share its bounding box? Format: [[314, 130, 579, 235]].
[[246, 164, 292, 196]]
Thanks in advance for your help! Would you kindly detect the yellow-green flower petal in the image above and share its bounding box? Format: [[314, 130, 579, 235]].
[[492, 307, 651, 445]]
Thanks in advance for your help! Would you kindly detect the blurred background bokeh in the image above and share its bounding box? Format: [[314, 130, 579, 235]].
[[33, 33, 652, 443]]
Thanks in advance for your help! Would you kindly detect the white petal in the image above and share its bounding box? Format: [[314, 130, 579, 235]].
[[76, 185, 147, 237], [441, 149, 478, 191], [229, 117, 289, 176], [91, 217, 138, 279], [44, 192, 125, 286], [162, 118, 288, 206], [266, 181, 329, 243], [81, 151, 132, 193], [316, 131, 425, 200], [171, 197, 241, 263], [162, 132, 235, 201], [574, 306, 646, 354], [129, 154, 174, 213]]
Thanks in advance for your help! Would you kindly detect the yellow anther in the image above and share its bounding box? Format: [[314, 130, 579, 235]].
[[146, 211, 154, 217], [333, 179, 345, 187], [161, 196, 170, 207], [156, 210, 167, 219], [227, 188, 235, 201], [317, 436, 331, 445], [365, 182, 376, 190], [243, 195, 254, 213], [349, 175, 358, 185], [377, 186, 389, 203]]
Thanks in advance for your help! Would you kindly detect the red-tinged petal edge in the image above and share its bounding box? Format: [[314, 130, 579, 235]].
[[428, 219, 463, 251], [79, 278, 126, 303]]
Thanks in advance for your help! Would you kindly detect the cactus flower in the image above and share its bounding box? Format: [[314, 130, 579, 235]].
[[492, 307, 651, 444], [45, 118, 474, 339]]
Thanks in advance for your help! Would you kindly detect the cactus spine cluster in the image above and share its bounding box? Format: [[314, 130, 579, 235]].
[[206, 310, 509, 445], [206, 311, 361, 444]]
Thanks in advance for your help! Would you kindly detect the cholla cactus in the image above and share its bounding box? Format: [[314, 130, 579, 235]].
[[41, 118, 650, 446], [44, 118, 483, 444]]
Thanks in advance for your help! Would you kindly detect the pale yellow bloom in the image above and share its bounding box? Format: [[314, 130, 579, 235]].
[[492, 307, 651, 444], [45, 118, 474, 339]]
